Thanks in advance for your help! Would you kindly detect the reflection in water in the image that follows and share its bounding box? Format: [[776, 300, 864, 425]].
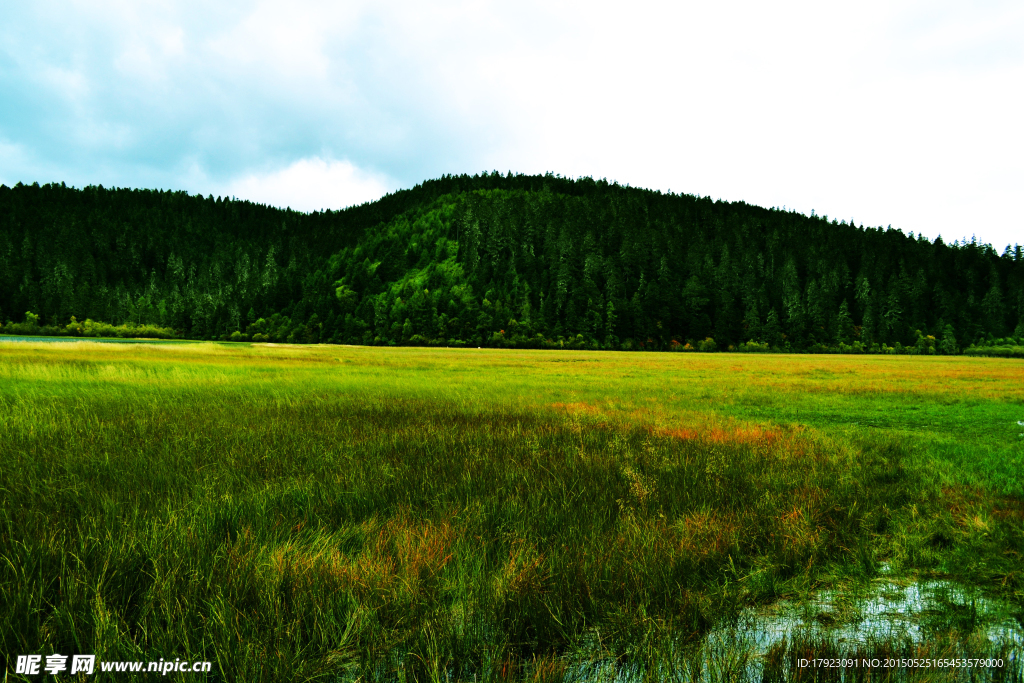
[[711, 577, 1023, 651], [562, 571, 1022, 682], [0, 335, 186, 344]]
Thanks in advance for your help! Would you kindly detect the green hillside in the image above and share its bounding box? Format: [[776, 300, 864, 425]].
[[1, 173, 1022, 351]]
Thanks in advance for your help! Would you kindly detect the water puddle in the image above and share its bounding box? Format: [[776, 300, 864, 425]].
[[690, 570, 1023, 681], [0, 335, 185, 344], [711, 575, 1023, 652], [559, 570, 1023, 682]]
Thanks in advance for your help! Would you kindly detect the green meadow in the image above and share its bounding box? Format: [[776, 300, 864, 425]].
[[1, 342, 1023, 681]]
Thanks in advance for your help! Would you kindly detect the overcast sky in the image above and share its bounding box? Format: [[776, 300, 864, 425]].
[[1, 1, 1021, 250]]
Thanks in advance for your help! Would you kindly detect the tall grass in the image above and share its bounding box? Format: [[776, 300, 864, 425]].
[[1, 343, 1022, 681]]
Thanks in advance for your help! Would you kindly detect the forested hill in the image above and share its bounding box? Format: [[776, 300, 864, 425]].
[[1, 173, 1023, 352]]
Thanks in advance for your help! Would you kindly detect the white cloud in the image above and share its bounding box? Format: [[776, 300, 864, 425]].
[[221, 157, 395, 211], [0, 139, 35, 186], [1, 0, 1022, 249], [460, 0, 1024, 249]]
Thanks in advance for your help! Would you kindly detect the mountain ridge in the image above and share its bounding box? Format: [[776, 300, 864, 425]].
[[1, 173, 1022, 352]]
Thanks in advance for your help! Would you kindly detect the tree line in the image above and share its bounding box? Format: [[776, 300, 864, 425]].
[[1, 173, 1022, 353]]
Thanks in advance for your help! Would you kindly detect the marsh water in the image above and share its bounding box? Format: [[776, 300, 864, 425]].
[[559, 570, 1023, 682], [0, 335, 186, 344]]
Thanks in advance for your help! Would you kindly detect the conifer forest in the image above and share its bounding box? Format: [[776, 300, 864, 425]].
[[2, 173, 1022, 353]]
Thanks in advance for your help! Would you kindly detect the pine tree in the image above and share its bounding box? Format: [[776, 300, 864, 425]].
[[834, 299, 853, 344], [764, 308, 783, 348]]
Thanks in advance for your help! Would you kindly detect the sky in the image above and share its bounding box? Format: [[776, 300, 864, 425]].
[[1, 0, 1022, 250]]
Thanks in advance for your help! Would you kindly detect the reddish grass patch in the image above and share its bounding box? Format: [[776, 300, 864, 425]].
[[660, 424, 784, 447], [550, 401, 602, 415], [268, 513, 457, 599], [992, 499, 1024, 521], [676, 510, 741, 556], [941, 486, 1024, 525]]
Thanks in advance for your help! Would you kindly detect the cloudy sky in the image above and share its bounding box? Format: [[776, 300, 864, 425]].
[[1, 1, 1021, 249]]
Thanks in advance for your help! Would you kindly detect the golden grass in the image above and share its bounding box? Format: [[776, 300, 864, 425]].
[[4, 341, 1022, 402], [3, 340, 1023, 678], [264, 514, 458, 605]]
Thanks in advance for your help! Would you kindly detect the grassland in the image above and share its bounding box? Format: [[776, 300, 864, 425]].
[[1, 342, 1023, 681]]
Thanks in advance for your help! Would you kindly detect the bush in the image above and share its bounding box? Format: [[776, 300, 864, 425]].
[[737, 340, 770, 353], [697, 337, 717, 352], [0, 315, 177, 340], [964, 345, 1024, 359]]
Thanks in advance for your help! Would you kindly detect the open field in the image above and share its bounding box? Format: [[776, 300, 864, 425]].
[[1, 342, 1023, 681]]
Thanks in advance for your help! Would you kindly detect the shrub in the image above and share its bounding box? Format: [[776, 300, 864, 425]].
[[738, 340, 770, 353], [697, 337, 717, 352]]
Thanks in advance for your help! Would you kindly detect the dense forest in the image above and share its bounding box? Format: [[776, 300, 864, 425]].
[[1, 173, 1023, 353]]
